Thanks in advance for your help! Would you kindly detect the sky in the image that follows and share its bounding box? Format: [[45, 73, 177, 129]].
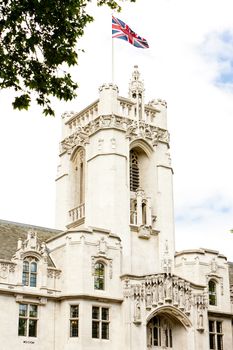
[[1, 0, 233, 260]]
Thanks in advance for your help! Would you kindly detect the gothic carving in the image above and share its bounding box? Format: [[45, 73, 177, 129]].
[[194, 293, 208, 331], [134, 295, 142, 323], [0, 262, 16, 280], [148, 98, 167, 108], [230, 285, 233, 303], [125, 119, 170, 147], [12, 230, 49, 264], [61, 129, 89, 154], [138, 225, 152, 239], [162, 240, 172, 274], [129, 273, 192, 319], [97, 237, 108, 256], [123, 279, 131, 298], [210, 258, 218, 273], [60, 115, 170, 155], [47, 268, 61, 279]]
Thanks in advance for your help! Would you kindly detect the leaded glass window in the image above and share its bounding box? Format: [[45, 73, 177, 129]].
[[92, 306, 109, 339], [22, 257, 38, 287], [94, 262, 105, 290], [209, 280, 217, 306], [70, 305, 79, 337], [18, 304, 38, 337]]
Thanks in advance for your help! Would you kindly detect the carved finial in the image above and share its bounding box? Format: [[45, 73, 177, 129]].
[[128, 65, 144, 100]]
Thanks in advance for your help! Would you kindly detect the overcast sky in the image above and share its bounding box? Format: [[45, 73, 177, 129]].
[[1, 0, 233, 260]]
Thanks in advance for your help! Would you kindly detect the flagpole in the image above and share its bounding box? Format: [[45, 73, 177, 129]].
[[111, 15, 115, 85]]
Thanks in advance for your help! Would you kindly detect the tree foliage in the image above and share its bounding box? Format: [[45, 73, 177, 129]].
[[0, 0, 135, 115]]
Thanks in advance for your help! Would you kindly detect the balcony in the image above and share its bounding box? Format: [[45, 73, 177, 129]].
[[67, 203, 85, 228]]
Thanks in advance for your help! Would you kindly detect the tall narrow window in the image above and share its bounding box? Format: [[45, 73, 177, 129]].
[[70, 305, 79, 337], [80, 162, 84, 204], [209, 320, 223, 350], [94, 262, 105, 290], [72, 149, 85, 208], [209, 280, 217, 305], [130, 150, 139, 191], [18, 304, 38, 337], [22, 258, 38, 287], [92, 306, 109, 339], [142, 202, 147, 225]]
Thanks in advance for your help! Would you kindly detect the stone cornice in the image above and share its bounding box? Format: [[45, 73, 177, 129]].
[[60, 115, 170, 155], [0, 288, 123, 304]]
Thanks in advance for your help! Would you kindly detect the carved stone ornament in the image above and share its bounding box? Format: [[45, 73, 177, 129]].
[[12, 230, 49, 264], [97, 237, 108, 256], [126, 273, 193, 321], [134, 295, 142, 324], [126, 120, 170, 147], [61, 129, 89, 154], [148, 98, 167, 108], [60, 115, 170, 155], [0, 263, 8, 279], [47, 268, 61, 279]]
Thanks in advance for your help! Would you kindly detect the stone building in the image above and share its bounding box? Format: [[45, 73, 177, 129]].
[[0, 66, 233, 349]]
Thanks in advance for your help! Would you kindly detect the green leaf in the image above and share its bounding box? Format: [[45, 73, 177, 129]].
[[0, 0, 136, 116]]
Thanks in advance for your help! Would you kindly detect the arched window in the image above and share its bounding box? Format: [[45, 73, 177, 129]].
[[148, 316, 173, 348], [72, 148, 85, 207], [209, 280, 217, 305], [94, 262, 105, 290], [22, 258, 38, 287], [130, 150, 139, 191]]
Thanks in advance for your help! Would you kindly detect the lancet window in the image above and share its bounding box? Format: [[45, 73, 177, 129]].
[[209, 280, 217, 306], [130, 150, 139, 191], [94, 262, 105, 290], [72, 149, 85, 206]]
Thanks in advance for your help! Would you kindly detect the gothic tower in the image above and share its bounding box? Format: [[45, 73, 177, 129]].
[[0, 66, 231, 350], [55, 65, 175, 275]]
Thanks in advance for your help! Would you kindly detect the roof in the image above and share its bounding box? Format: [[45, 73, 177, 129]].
[[228, 262, 233, 285], [0, 219, 61, 262]]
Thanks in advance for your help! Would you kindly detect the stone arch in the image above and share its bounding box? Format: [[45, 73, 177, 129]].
[[146, 306, 192, 350], [147, 305, 192, 329], [129, 139, 154, 227], [130, 138, 153, 157]]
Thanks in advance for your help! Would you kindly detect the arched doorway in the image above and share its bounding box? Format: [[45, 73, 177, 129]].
[[147, 307, 191, 349]]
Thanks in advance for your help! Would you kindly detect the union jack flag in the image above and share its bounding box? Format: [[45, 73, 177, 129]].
[[112, 16, 149, 49]]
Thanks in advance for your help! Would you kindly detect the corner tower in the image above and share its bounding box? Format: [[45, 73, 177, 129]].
[[55, 66, 175, 274]]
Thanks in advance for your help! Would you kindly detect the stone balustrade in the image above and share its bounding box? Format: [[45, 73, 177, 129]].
[[65, 101, 99, 134], [69, 203, 85, 224]]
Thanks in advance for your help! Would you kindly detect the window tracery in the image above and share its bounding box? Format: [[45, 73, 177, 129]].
[[22, 257, 38, 287]]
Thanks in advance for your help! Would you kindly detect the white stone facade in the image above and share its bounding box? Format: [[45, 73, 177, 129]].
[[0, 66, 232, 349]]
